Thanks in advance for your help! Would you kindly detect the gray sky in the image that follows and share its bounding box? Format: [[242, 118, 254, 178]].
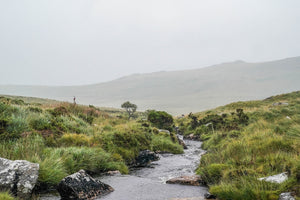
[[0, 0, 300, 86]]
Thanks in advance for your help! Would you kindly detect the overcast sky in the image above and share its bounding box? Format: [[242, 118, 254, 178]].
[[0, 0, 300, 86]]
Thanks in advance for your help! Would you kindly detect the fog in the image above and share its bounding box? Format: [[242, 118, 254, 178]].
[[0, 0, 300, 85]]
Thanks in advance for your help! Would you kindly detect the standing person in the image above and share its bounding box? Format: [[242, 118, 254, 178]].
[[73, 96, 76, 105]]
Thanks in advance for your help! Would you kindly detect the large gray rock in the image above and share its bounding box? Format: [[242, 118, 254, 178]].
[[0, 157, 39, 200], [279, 192, 295, 200], [258, 172, 288, 184], [57, 170, 114, 200], [131, 150, 159, 167]]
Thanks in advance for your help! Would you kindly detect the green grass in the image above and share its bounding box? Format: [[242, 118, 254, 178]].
[[177, 91, 300, 199], [151, 135, 183, 154], [0, 191, 15, 200], [0, 95, 183, 191]]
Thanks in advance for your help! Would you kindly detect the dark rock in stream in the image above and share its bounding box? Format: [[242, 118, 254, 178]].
[[204, 192, 217, 199], [0, 157, 39, 200], [57, 170, 114, 200], [166, 175, 205, 186], [177, 136, 188, 149], [130, 150, 159, 167]]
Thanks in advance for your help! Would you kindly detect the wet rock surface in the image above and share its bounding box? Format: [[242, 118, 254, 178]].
[[204, 192, 217, 199], [0, 157, 39, 200], [57, 170, 114, 200], [131, 150, 159, 167], [40, 140, 208, 200], [183, 134, 200, 141], [177, 136, 188, 149], [258, 172, 288, 184], [166, 175, 204, 186], [279, 192, 295, 200], [105, 170, 121, 176]]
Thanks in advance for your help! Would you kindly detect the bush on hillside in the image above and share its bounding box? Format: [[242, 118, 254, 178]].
[[147, 110, 174, 131]]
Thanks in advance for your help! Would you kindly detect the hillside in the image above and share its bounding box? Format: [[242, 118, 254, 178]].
[[0, 95, 183, 198], [176, 91, 300, 199], [0, 56, 300, 114]]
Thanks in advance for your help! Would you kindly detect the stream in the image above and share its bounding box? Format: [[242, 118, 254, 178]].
[[41, 139, 208, 200]]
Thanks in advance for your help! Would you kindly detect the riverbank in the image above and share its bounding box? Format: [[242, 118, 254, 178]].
[[177, 91, 300, 199], [40, 139, 208, 200]]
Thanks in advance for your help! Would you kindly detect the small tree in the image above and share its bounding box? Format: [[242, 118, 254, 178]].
[[121, 101, 137, 119]]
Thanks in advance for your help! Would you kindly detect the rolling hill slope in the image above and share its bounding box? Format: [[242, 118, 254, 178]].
[[1, 56, 300, 114]]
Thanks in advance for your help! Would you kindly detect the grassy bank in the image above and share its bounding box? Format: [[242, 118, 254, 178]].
[[0, 191, 14, 200], [177, 91, 300, 200], [0, 96, 183, 190]]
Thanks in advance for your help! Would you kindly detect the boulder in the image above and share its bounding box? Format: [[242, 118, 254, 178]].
[[0, 157, 39, 200], [166, 175, 204, 186], [258, 172, 288, 184], [105, 170, 121, 176], [131, 150, 159, 167], [204, 192, 217, 199], [183, 134, 200, 141], [177, 136, 188, 149], [57, 170, 114, 200], [279, 192, 295, 200]]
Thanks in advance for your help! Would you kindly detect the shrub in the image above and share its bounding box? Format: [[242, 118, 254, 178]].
[[0, 117, 10, 134], [58, 133, 90, 147], [27, 106, 43, 113], [147, 110, 174, 131], [29, 115, 51, 130], [49, 106, 69, 117], [151, 135, 183, 154], [6, 115, 29, 135], [10, 99, 25, 105]]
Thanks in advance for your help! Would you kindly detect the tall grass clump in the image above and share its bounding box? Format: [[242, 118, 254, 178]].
[[151, 135, 183, 154], [0, 191, 14, 200]]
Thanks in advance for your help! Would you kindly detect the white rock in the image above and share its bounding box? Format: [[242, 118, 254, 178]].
[[0, 157, 39, 199], [279, 192, 295, 200], [258, 172, 288, 184]]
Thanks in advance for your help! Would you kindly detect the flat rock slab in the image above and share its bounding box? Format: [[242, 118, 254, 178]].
[[166, 175, 204, 186], [57, 170, 114, 200], [0, 157, 39, 200], [279, 192, 295, 200], [258, 172, 288, 184]]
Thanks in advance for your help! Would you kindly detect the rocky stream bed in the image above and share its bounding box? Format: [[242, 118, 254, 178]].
[[41, 139, 208, 200]]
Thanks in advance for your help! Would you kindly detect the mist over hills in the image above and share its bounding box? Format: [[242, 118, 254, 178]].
[[1, 56, 300, 114]]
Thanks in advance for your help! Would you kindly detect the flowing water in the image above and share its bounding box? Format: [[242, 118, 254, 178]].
[[41, 139, 207, 200]]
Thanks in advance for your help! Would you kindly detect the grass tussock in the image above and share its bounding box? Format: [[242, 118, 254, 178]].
[[0, 191, 14, 200]]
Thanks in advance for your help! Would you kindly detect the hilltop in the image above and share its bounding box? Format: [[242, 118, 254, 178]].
[[1, 56, 300, 114]]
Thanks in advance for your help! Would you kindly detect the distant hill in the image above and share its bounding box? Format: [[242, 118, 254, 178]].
[[1, 56, 300, 114]]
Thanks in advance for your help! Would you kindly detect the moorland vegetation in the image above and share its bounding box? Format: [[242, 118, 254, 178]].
[[177, 91, 300, 200], [0, 96, 182, 198]]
